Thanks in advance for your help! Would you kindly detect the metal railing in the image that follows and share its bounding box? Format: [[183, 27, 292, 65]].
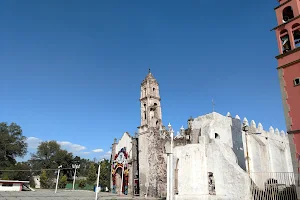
[[249, 172, 297, 200]]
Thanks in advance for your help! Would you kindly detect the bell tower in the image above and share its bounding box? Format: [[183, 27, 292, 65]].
[[137, 70, 166, 198], [272, 0, 300, 176], [139, 69, 162, 133]]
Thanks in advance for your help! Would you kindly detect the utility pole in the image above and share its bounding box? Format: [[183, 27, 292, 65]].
[[72, 164, 80, 190], [95, 158, 105, 200], [55, 165, 62, 193]]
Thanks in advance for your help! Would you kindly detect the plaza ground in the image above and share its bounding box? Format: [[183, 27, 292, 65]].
[[0, 189, 160, 200]]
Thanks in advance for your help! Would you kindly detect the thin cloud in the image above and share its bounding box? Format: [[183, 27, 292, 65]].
[[58, 141, 87, 152], [92, 149, 104, 153], [26, 137, 42, 149]]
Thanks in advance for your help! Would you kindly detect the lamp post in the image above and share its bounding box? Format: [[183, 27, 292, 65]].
[[55, 165, 62, 194], [72, 164, 80, 190], [160, 123, 174, 200], [242, 123, 261, 174], [95, 158, 105, 200]]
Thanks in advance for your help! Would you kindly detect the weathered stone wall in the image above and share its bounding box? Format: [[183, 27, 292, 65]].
[[138, 127, 167, 198], [131, 137, 139, 196]]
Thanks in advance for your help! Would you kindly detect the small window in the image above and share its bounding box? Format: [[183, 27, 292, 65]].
[[282, 6, 294, 23], [153, 88, 155, 92], [215, 133, 220, 139], [154, 103, 157, 106], [2, 183, 13, 187], [294, 78, 300, 86]]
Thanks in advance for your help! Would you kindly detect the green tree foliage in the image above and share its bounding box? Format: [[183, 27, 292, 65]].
[[87, 163, 97, 184], [40, 170, 50, 189], [78, 179, 87, 188], [59, 175, 67, 189], [99, 159, 111, 190], [1, 162, 31, 181], [30, 141, 74, 179], [0, 122, 27, 168]]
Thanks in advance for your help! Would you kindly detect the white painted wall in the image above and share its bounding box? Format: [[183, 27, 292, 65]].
[[173, 140, 251, 200], [33, 176, 40, 189], [172, 112, 293, 200], [0, 183, 22, 191], [115, 132, 133, 159]]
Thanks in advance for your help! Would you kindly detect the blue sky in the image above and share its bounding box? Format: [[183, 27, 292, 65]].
[[0, 0, 284, 161]]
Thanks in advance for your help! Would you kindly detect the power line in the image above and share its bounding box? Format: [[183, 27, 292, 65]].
[[0, 167, 73, 172]]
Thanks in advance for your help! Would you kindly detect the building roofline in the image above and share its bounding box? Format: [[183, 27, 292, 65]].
[[0, 180, 29, 183]]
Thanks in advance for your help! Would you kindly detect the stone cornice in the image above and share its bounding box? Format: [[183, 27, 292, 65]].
[[276, 47, 300, 59], [271, 15, 300, 31], [287, 129, 300, 134], [140, 96, 161, 101], [277, 58, 300, 69]]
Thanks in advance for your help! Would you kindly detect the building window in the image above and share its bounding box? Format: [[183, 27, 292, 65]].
[[2, 183, 13, 187], [153, 88, 155, 92], [215, 133, 220, 139], [294, 78, 300, 86], [280, 30, 291, 53], [282, 6, 294, 23], [292, 23, 300, 48]]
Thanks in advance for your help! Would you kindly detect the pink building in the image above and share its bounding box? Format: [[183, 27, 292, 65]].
[[0, 180, 29, 191], [272, 0, 300, 177]]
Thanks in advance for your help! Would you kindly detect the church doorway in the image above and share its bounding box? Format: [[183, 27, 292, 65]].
[[115, 167, 123, 194]]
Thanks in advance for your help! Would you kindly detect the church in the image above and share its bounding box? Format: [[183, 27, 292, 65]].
[[110, 71, 295, 200]]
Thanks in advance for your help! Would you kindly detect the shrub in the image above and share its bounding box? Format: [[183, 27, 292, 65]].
[[59, 175, 67, 189], [78, 179, 87, 188]]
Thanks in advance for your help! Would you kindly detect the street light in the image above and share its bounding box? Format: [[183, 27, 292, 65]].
[[242, 123, 261, 174], [72, 164, 80, 190], [95, 158, 105, 200], [55, 165, 62, 194], [160, 123, 174, 200]]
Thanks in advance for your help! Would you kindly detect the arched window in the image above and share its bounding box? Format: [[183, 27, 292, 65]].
[[292, 23, 300, 48], [153, 88, 155, 92], [280, 29, 291, 53], [282, 6, 294, 23]]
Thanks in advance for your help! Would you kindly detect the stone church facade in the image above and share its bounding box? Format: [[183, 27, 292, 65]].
[[110, 71, 295, 199]]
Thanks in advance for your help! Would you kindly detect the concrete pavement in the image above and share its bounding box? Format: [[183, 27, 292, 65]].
[[0, 189, 161, 200]]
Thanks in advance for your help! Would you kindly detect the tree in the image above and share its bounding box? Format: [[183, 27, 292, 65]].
[[40, 170, 50, 189], [0, 122, 27, 168], [30, 141, 74, 179], [87, 163, 97, 184], [59, 175, 67, 189], [99, 159, 111, 190], [1, 162, 31, 181]]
